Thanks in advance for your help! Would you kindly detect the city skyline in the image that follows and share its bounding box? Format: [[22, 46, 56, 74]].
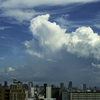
[[0, 0, 100, 87]]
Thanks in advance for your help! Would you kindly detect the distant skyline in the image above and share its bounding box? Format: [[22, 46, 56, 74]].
[[0, 0, 100, 87]]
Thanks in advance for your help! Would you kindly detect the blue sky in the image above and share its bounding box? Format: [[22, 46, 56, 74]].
[[0, 0, 100, 87]]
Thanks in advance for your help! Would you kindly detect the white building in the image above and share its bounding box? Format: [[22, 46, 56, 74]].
[[29, 87, 34, 98], [46, 87, 51, 98]]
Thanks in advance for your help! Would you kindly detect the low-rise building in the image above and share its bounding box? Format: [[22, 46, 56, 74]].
[[69, 92, 100, 100]]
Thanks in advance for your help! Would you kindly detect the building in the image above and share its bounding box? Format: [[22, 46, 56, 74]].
[[3, 81, 9, 89], [46, 87, 51, 98], [80, 84, 86, 91], [44, 87, 56, 100], [29, 87, 34, 98], [0, 83, 2, 89], [44, 83, 47, 98], [83, 84, 86, 91], [28, 82, 33, 89], [51, 84, 56, 89], [69, 92, 100, 100], [80, 85, 83, 90], [52, 88, 61, 100], [60, 83, 64, 89], [62, 91, 69, 100], [68, 81, 72, 89], [10, 78, 23, 89], [0, 87, 25, 100], [23, 84, 28, 90]]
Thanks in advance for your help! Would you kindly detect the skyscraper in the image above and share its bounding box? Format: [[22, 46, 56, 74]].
[[28, 82, 33, 90], [68, 81, 72, 89], [83, 84, 86, 91], [60, 82, 64, 89], [3, 81, 8, 88], [44, 83, 47, 98], [23, 84, 28, 90], [0, 82, 2, 89]]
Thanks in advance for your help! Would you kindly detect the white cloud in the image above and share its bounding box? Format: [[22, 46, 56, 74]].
[[94, 24, 100, 29], [28, 14, 69, 52], [47, 59, 53, 61], [1, 9, 38, 22], [91, 63, 100, 68], [0, 0, 99, 9], [26, 50, 44, 58], [0, 26, 12, 30], [67, 27, 100, 59], [0, 0, 99, 22], [5, 67, 15, 73], [0, 57, 5, 59], [24, 14, 100, 60]]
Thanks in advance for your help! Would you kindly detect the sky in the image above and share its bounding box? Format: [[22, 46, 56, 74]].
[[0, 0, 100, 88]]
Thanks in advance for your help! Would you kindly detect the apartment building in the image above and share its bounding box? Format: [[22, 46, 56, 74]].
[[0, 87, 25, 100], [69, 92, 100, 100]]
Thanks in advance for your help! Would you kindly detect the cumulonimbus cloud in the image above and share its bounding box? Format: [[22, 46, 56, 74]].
[[24, 14, 100, 60]]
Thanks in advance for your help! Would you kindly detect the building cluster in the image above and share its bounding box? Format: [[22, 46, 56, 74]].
[[0, 79, 100, 100]]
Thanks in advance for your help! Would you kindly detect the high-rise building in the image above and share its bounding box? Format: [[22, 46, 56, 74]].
[[29, 87, 34, 98], [83, 84, 86, 91], [46, 87, 51, 98], [44, 83, 47, 88], [62, 91, 69, 100], [0, 82, 2, 89], [3, 81, 8, 89], [60, 82, 64, 89], [80, 85, 83, 90], [68, 81, 72, 89], [80, 84, 86, 91], [44, 83, 47, 98], [51, 84, 56, 88], [10, 78, 23, 89], [23, 84, 28, 90], [52, 88, 61, 100], [28, 82, 33, 90], [13, 78, 17, 83]]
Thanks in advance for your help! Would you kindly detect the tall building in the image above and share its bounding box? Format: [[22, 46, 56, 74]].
[[60, 82, 64, 89], [29, 87, 34, 98], [80, 84, 86, 91], [68, 81, 72, 89], [44, 83, 47, 98], [0, 83, 2, 89], [3, 81, 8, 89], [51, 84, 56, 88], [80, 85, 83, 90], [44, 83, 47, 88], [10, 78, 23, 89], [62, 91, 69, 100], [23, 84, 28, 90], [28, 82, 33, 90], [83, 84, 86, 91], [52, 88, 61, 100], [46, 87, 51, 98]]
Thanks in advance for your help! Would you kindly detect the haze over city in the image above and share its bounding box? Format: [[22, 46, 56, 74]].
[[0, 0, 100, 87]]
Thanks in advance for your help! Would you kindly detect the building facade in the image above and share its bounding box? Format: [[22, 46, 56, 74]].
[[70, 92, 100, 100], [0, 87, 25, 100]]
